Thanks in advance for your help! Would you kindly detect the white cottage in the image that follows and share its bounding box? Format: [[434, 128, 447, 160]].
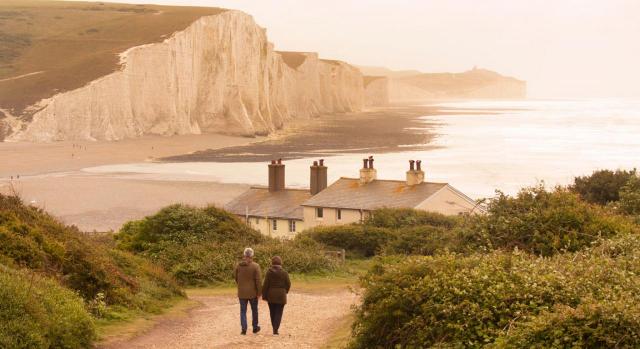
[[226, 157, 482, 237]]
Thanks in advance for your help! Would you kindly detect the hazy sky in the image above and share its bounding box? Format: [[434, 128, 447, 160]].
[[75, 0, 640, 98]]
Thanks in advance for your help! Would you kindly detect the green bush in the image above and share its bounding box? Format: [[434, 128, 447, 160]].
[[300, 208, 460, 258], [619, 175, 640, 216], [492, 299, 640, 348], [460, 185, 634, 256], [0, 266, 96, 349], [117, 204, 263, 253], [381, 225, 456, 255], [0, 194, 183, 316], [350, 236, 640, 348], [300, 225, 394, 257], [570, 169, 637, 205], [117, 204, 335, 285], [366, 208, 460, 229]]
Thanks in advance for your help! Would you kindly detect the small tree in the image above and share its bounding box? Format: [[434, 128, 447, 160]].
[[570, 169, 636, 205], [619, 175, 640, 216]]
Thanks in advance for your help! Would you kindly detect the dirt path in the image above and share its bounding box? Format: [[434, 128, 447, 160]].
[[100, 289, 358, 349]]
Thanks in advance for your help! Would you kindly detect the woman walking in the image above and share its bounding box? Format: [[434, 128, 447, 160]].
[[262, 256, 291, 335]]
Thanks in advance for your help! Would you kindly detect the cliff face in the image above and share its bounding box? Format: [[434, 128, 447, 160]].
[[8, 11, 366, 142], [364, 76, 390, 107], [391, 68, 526, 101]]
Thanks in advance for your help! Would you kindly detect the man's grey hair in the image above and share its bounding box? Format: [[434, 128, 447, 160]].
[[243, 247, 254, 258]]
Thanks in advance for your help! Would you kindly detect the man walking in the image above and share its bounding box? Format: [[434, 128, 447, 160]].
[[234, 247, 262, 335]]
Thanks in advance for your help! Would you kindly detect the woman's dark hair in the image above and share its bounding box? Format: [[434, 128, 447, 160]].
[[271, 256, 282, 265]]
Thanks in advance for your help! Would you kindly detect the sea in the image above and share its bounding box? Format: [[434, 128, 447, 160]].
[[84, 99, 640, 200]]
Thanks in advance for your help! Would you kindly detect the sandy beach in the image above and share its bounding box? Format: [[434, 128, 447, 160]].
[[1, 106, 445, 232], [0, 133, 258, 231]]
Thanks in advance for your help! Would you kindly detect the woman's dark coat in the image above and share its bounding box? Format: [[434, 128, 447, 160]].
[[262, 265, 291, 304]]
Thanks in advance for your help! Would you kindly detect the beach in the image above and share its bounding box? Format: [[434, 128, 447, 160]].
[[4, 100, 637, 232], [0, 106, 438, 231], [0, 133, 257, 231]]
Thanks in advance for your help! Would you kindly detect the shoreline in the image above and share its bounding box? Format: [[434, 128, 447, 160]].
[[1, 132, 263, 231], [0, 103, 513, 232], [1, 106, 423, 231]]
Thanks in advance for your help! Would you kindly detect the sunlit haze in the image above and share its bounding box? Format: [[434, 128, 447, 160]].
[[66, 0, 640, 99]]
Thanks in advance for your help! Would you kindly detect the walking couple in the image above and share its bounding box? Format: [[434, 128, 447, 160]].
[[234, 247, 291, 336]]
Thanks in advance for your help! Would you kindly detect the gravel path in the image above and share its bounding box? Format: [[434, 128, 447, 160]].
[[101, 290, 358, 349]]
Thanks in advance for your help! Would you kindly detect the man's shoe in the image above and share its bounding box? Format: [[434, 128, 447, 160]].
[[241, 330, 246, 335], [253, 326, 261, 334], [273, 331, 279, 336]]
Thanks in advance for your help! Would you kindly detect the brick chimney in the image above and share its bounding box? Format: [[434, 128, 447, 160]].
[[359, 156, 377, 185], [406, 159, 425, 186], [310, 159, 328, 195], [268, 159, 286, 192]]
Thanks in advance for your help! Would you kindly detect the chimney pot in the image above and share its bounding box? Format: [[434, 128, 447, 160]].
[[271, 159, 276, 164], [310, 159, 328, 195], [359, 156, 377, 184], [406, 160, 425, 186], [277, 158, 282, 165]]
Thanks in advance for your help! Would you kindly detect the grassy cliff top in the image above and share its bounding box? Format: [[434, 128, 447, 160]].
[[0, 1, 225, 117]]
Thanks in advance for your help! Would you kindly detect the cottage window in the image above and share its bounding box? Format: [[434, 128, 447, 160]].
[[337, 209, 342, 220], [272, 219, 277, 231], [316, 207, 324, 218], [289, 220, 296, 232]]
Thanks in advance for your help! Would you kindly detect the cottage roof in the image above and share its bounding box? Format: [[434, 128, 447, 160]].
[[224, 187, 311, 220], [301, 177, 448, 210]]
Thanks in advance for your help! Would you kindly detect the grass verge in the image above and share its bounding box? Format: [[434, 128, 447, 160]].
[[323, 313, 355, 349], [96, 296, 198, 345]]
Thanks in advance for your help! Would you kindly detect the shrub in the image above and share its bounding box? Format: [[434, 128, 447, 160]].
[[350, 238, 640, 348], [366, 208, 460, 229], [0, 266, 96, 349], [570, 169, 636, 205], [300, 225, 394, 257], [492, 299, 640, 348], [460, 185, 634, 256], [117, 204, 335, 285], [117, 204, 263, 253], [619, 175, 640, 216], [0, 194, 183, 315], [381, 225, 457, 255]]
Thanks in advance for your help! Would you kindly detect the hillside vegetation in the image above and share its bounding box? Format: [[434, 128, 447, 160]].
[[300, 169, 640, 348], [0, 1, 224, 116], [0, 266, 95, 349], [116, 204, 336, 286], [0, 194, 183, 347]]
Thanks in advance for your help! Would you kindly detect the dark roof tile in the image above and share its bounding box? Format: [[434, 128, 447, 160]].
[[301, 178, 447, 210], [225, 187, 311, 220]]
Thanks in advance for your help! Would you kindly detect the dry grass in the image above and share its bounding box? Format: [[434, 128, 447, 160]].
[[322, 313, 355, 349], [0, 0, 225, 116], [96, 297, 199, 345]]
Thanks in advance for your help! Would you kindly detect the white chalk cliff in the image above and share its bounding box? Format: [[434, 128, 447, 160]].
[[8, 10, 368, 142], [364, 76, 390, 107]]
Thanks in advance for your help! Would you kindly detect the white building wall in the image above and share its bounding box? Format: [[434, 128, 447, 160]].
[[416, 186, 479, 215], [302, 206, 364, 230], [239, 215, 304, 239]]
